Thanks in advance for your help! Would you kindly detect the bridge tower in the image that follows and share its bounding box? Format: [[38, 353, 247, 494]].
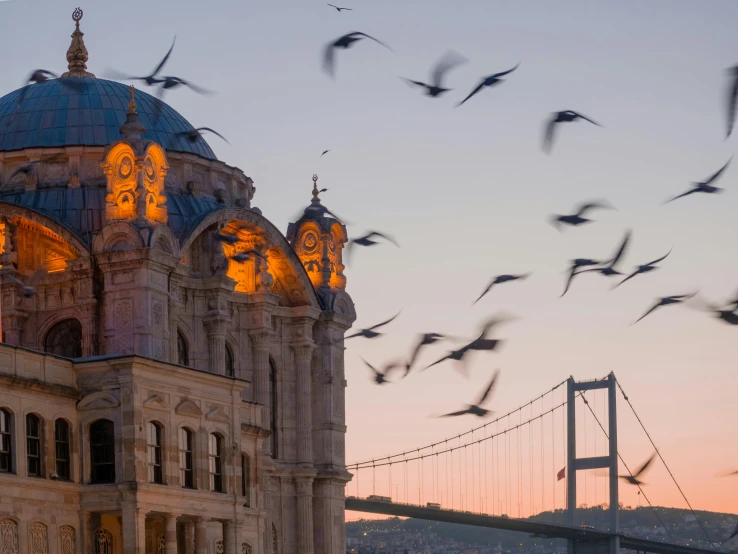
[[566, 373, 619, 554]]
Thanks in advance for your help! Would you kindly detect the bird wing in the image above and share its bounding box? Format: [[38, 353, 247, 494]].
[[560, 267, 580, 297], [490, 62, 520, 79], [439, 408, 472, 418], [178, 79, 211, 95], [646, 249, 671, 267], [152, 36, 176, 77], [633, 453, 656, 477], [366, 231, 400, 247], [576, 201, 611, 217], [664, 187, 700, 204], [360, 357, 380, 376], [368, 311, 401, 331], [632, 300, 665, 325], [423, 353, 452, 371], [608, 230, 631, 267], [321, 150, 330, 157], [323, 43, 336, 77], [614, 270, 639, 289], [703, 158, 732, 185], [728, 74, 738, 138], [197, 128, 230, 145], [570, 111, 601, 126], [431, 50, 467, 87], [542, 117, 558, 153], [475, 369, 500, 406], [402, 78, 430, 89], [456, 81, 486, 107], [349, 32, 393, 52], [472, 280, 495, 305], [327, 3, 339, 7]]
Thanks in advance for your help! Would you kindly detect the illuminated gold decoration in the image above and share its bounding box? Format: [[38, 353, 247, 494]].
[[61, 8, 95, 78], [9, 217, 77, 274], [101, 143, 168, 224]]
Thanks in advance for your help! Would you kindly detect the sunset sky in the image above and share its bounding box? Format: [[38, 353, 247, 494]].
[[2, 0, 737, 521]]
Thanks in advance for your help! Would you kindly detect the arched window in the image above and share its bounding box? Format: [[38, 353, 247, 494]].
[[95, 529, 113, 554], [54, 419, 71, 480], [26, 413, 42, 477], [147, 422, 163, 484], [269, 358, 278, 459], [44, 319, 82, 358], [241, 453, 251, 506], [29, 522, 47, 554], [177, 330, 189, 367], [271, 524, 278, 554], [225, 344, 234, 377], [208, 433, 223, 493], [0, 519, 19, 553], [59, 525, 75, 554], [90, 419, 115, 484], [0, 409, 12, 473], [179, 427, 194, 489]]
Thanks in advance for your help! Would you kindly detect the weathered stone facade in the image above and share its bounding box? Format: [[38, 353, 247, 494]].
[[0, 11, 355, 554]]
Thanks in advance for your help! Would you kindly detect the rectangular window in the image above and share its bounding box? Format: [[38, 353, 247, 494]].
[[179, 428, 194, 489], [90, 419, 115, 484], [26, 414, 41, 477], [242, 454, 251, 507], [0, 410, 12, 473], [55, 420, 71, 480], [209, 434, 223, 493], [147, 422, 163, 484]]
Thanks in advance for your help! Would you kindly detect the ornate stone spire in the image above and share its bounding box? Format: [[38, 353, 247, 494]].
[[120, 86, 146, 141], [61, 8, 96, 78]]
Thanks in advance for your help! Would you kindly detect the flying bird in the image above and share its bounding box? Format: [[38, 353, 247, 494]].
[[632, 292, 697, 325], [579, 231, 631, 278], [456, 63, 519, 107], [561, 258, 601, 297], [543, 110, 601, 154], [346, 231, 399, 263], [230, 250, 266, 263], [402, 50, 467, 98], [726, 65, 738, 138], [214, 231, 240, 245], [473, 273, 530, 305], [327, 3, 352, 11], [404, 333, 446, 376], [176, 127, 229, 145], [439, 370, 500, 418], [362, 357, 402, 385], [689, 294, 738, 326], [424, 315, 510, 372], [550, 201, 613, 230], [664, 159, 731, 204], [344, 311, 401, 341], [619, 453, 656, 486], [11, 71, 87, 121], [113, 36, 176, 86], [321, 150, 330, 157], [615, 250, 671, 289], [323, 32, 392, 77]]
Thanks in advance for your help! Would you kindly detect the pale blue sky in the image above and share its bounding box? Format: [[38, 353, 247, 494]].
[[2, 0, 738, 514]]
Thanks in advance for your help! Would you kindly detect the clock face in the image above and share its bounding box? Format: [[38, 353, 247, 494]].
[[303, 231, 318, 252]]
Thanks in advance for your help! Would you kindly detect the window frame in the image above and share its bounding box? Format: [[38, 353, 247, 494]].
[[179, 427, 194, 489], [0, 408, 14, 473], [25, 413, 43, 478], [208, 433, 224, 493], [177, 330, 189, 367], [43, 318, 83, 359], [269, 357, 278, 459], [147, 421, 164, 484], [242, 453, 251, 507], [225, 343, 235, 377], [89, 419, 115, 484], [54, 419, 71, 480]]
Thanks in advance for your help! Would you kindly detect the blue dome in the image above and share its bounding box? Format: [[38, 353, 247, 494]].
[[0, 78, 217, 160]]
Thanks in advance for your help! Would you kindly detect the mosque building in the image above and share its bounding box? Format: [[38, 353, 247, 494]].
[[0, 9, 355, 554]]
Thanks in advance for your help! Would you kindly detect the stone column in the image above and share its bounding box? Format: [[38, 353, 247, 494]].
[[121, 506, 146, 554], [292, 342, 315, 465], [205, 315, 229, 375], [164, 514, 178, 554], [194, 517, 208, 554], [223, 520, 237, 554], [296, 477, 315, 554], [249, 330, 273, 427]]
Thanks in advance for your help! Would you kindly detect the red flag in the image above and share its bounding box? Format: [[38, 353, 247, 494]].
[[557, 467, 566, 481]]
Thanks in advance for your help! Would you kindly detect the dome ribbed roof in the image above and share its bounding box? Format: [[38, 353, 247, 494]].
[[0, 78, 217, 160]]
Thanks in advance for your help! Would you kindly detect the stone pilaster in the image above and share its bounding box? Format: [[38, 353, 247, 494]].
[[292, 341, 315, 465], [121, 505, 146, 554], [223, 520, 237, 554], [204, 315, 229, 375], [249, 329, 273, 425], [296, 476, 315, 554], [164, 514, 178, 554]]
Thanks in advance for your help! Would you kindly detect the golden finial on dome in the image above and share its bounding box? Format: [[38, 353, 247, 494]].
[[127, 86, 137, 114], [61, 7, 96, 78], [312, 174, 320, 199]]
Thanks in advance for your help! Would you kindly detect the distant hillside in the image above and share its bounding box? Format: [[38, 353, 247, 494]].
[[346, 506, 738, 551]]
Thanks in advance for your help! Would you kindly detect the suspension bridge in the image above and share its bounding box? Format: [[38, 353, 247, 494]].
[[344, 373, 722, 554]]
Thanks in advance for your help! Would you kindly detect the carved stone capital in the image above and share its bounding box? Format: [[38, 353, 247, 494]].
[[291, 342, 315, 361], [204, 315, 229, 336], [295, 477, 314, 497], [249, 329, 274, 350]]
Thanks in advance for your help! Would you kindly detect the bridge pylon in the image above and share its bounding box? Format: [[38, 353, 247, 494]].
[[566, 372, 619, 554]]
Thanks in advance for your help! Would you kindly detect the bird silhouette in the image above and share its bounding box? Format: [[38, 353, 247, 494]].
[[550, 201, 613, 230], [111, 36, 176, 86], [150, 76, 212, 122], [321, 150, 330, 157], [344, 312, 401, 341], [425, 316, 509, 372], [578, 230, 632, 278], [362, 357, 402, 385], [403, 50, 467, 98], [214, 231, 240, 245], [346, 231, 399, 263], [561, 258, 601, 297], [543, 110, 601, 154], [323, 32, 392, 77], [664, 159, 731, 203], [473, 273, 531, 305], [615, 250, 671, 289], [620, 453, 656, 486], [439, 370, 500, 418], [327, 3, 352, 11], [404, 333, 446, 377], [456, 64, 519, 107], [690, 294, 738, 326], [8, 154, 66, 181], [176, 127, 230, 145], [632, 292, 697, 325], [230, 250, 266, 263], [726, 65, 738, 138], [11, 71, 87, 122]]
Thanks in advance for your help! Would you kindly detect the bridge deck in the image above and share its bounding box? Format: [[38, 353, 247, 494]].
[[345, 498, 719, 554]]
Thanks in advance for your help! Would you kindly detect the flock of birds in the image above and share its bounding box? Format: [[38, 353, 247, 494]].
[[3, 4, 738, 535]]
